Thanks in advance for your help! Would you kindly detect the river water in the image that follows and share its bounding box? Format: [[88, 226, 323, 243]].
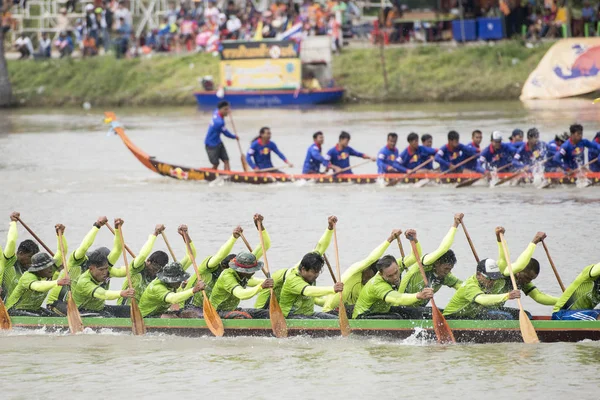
[[1, 100, 599, 399]]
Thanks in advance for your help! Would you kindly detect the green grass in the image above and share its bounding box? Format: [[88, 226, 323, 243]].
[[8, 41, 553, 106]]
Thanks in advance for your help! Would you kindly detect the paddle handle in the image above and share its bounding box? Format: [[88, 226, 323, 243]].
[[541, 240, 565, 292], [58, 232, 69, 279], [16, 217, 54, 256], [161, 232, 177, 263], [460, 221, 480, 263], [396, 237, 405, 259], [118, 227, 133, 290], [438, 153, 479, 176], [332, 228, 343, 283], [256, 165, 292, 173], [229, 113, 249, 172], [333, 159, 373, 175], [323, 253, 337, 284], [409, 239, 430, 286], [106, 223, 136, 258], [256, 220, 270, 277], [406, 156, 434, 176], [498, 233, 519, 290]]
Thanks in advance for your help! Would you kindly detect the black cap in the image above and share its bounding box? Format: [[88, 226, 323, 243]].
[[28, 253, 55, 272], [476, 259, 504, 280]]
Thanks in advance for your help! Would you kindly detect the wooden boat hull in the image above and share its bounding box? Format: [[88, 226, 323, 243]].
[[104, 112, 600, 186], [194, 88, 344, 109], [11, 316, 600, 343]]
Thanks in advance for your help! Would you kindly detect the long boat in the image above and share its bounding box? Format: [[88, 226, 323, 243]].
[[194, 88, 345, 109], [11, 316, 600, 343], [104, 112, 600, 186]]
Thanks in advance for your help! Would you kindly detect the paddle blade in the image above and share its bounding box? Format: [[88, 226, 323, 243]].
[[338, 299, 351, 337], [455, 178, 479, 188], [431, 302, 455, 344], [202, 291, 224, 337], [413, 178, 430, 188], [269, 289, 288, 338], [130, 298, 146, 336], [66, 293, 84, 334], [0, 298, 12, 330], [593, 97, 600, 104], [519, 309, 540, 344]]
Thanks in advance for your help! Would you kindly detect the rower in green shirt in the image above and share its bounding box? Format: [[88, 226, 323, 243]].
[[552, 261, 600, 320], [255, 215, 337, 310], [5, 252, 71, 316], [47, 216, 121, 311], [138, 262, 204, 318], [209, 251, 274, 319], [185, 214, 270, 308], [322, 229, 403, 315], [1, 212, 65, 300], [352, 255, 434, 319]]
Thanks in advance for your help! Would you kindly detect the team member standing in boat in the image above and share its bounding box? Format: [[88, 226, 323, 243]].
[[1, 212, 65, 300], [246, 127, 293, 172], [588, 132, 600, 172], [322, 229, 403, 316], [552, 260, 600, 320], [398, 214, 465, 317], [477, 131, 518, 172], [513, 128, 547, 168], [553, 124, 600, 171], [434, 131, 478, 172], [327, 131, 375, 174], [138, 261, 204, 318], [302, 131, 341, 174], [209, 251, 274, 319], [255, 215, 337, 309], [398, 133, 437, 171], [185, 214, 270, 309], [205, 101, 238, 171], [5, 252, 71, 316], [377, 133, 407, 173], [352, 255, 434, 319]]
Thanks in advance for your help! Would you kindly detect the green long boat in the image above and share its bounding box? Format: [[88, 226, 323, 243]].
[[10, 316, 600, 343]]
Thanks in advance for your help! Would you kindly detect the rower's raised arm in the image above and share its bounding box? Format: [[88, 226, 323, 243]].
[[251, 214, 270, 260], [178, 225, 197, 271], [53, 224, 67, 267], [314, 216, 337, 255], [206, 227, 238, 270], [5, 213, 19, 259], [341, 230, 398, 282], [131, 224, 164, 271], [400, 229, 421, 270], [73, 216, 106, 263], [420, 214, 461, 266], [497, 231, 543, 276], [107, 218, 124, 267]]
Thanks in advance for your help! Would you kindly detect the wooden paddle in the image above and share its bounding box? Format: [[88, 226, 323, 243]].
[[546, 157, 598, 189], [183, 234, 224, 337], [256, 220, 287, 338], [498, 233, 539, 344], [456, 163, 512, 188], [460, 220, 480, 263], [408, 237, 455, 344], [0, 296, 10, 330], [105, 223, 136, 258], [161, 232, 177, 262], [416, 153, 479, 188], [16, 217, 54, 255], [332, 159, 373, 176], [229, 113, 249, 172], [57, 230, 84, 334], [323, 254, 337, 284], [117, 227, 146, 335], [256, 165, 292, 173], [396, 236, 405, 259], [495, 159, 549, 187], [541, 240, 565, 292], [332, 227, 351, 337]]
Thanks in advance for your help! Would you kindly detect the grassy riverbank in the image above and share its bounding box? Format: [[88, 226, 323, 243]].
[[7, 41, 552, 107]]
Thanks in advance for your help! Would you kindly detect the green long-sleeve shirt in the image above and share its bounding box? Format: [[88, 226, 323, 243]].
[[209, 268, 264, 311], [553, 262, 600, 312], [255, 227, 332, 309], [138, 278, 196, 317], [352, 273, 419, 318], [5, 272, 59, 311], [279, 266, 336, 317], [186, 230, 270, 307]]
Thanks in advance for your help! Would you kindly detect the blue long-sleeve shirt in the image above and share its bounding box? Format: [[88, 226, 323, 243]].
[[464, 142, 482, 171], [246, 139, 287, 170], [434, 143, 477, 172], [513, 142, 548, 168], [553, 138, 600, 170], [478, 143, 517, 171], [377, 146, 406, 173], [589, 138, 600, 172], [327, 145, 365, 174], [398, 145, 437, 170], [302, 142, 330, 174], [204, 109, 237, 147]]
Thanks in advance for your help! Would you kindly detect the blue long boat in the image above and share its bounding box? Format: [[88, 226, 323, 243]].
[[194, 87, 344, 109]]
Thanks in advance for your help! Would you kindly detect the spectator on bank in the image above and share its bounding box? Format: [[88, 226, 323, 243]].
[[179, 14, 197, 51], [56, 7, 72, 36], [82, 34, 98, 57], [2, 8, 13, 35], [582, 0, 596, 34], [14, 33, 33, 59], [554, 1, 569, 36], [85, 4, 99, 42], [36, 32, 51, 58], [204, 0, 220, 28], [327, 13, 341, 52], [54, 31, 74, 58], [96, 6, 110, 52], [114, 1, 132, 30], [115, 16, 131, 58], [225, 13, 242, 39]]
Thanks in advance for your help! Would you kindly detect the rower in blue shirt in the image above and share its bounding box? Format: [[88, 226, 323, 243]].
[[246, 127, 293, 172], [546, 132, 569, 171], [553, 124, 600, 171], [589, 132, 600, 172], [509, 129, 524, 150], [464, 130, 483, 171], [326, 131, 375, 174], [477, 131, 518, 171], [377, 133, 406, 173], [420, 134, 435, 170], [302, 131, 340, 174], [434, 131, 478, 172], [398, 132, 436, 171], [513, 128, 547, 168], [204, 101, 239, 170]]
